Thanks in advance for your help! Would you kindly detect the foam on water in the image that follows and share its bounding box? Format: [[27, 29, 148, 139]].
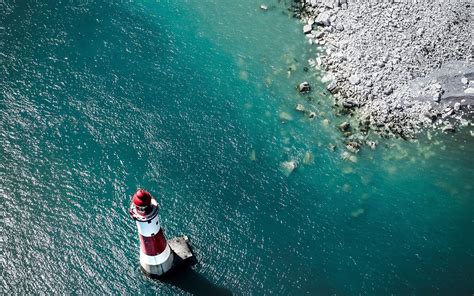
[[1, 0, 473, 294]]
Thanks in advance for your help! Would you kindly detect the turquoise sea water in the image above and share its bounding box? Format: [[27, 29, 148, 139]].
[[1, 0, 473, 294]]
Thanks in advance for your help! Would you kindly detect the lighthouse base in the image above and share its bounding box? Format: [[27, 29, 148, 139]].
[[139, 245, 174, 277], [140, 235, 196, 278]]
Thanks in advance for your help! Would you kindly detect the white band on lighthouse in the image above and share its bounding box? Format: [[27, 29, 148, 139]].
[[136, 215, 161, 237], [140, 244, 172, 265]]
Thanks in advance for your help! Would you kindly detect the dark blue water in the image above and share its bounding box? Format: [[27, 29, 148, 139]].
[[1, 1, 473, 294]]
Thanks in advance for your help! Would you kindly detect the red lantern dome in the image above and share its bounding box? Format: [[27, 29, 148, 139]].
[[133, 189, 152, 207]]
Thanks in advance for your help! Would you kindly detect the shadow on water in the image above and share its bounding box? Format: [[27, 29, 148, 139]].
[[159, 268, 233, 296]]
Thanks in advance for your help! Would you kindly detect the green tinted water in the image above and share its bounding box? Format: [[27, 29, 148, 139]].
[[1, 0, 473, 294]]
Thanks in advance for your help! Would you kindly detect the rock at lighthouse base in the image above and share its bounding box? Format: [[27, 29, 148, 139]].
[[168, 236, 197, 268]]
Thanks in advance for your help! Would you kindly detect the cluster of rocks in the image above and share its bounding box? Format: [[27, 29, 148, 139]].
[[292, 0, 473, 139]]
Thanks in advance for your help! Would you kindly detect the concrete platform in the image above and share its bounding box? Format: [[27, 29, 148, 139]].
[[168, 236, 197, 269]]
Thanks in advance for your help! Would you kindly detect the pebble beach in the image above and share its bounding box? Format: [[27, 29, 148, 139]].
[[293, 0, 473, 139]]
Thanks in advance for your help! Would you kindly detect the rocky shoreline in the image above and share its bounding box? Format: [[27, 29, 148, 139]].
[[292, 0, 473, 139]]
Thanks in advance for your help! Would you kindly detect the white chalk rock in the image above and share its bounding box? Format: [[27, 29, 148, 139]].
[[303, 24, 313, 34], [442, 124, 455, 133], [295, 104, 305, 112], [454, 102, 461, 111], [349, 75, 361, 85], [315, 12, 331, 27], [464, 87, 474, 94]]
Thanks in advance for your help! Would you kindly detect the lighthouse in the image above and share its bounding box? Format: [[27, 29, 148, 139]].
[[129, 189, 174, 276], [129, 189, 196, 277]]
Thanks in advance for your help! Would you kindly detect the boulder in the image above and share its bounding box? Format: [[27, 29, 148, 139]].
[[343, 100, 359, 109], [315, 12, 331, 26], [327, 80, 338, 93], [339, 122, 350, 132], [349, 75, 361, 85], [298, 81, 311, 92], [295, 104, 305, 112], [383, 87, 393, 95], [303, 24, 313, 34], [442, 124, 455, 133], [454, 102, 461, 111], [315, 31, 325, 39], [442, 107, 454, 118]]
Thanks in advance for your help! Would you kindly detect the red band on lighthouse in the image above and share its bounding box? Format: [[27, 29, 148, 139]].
[[139, 229, 167, 256], [130, 189, 174, 276]]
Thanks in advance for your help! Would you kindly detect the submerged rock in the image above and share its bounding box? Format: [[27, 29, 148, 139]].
[[279, 111, 293, 121], [342, 183, 352, 192], [280, 160, 297, 176], [342, 151, 358, 163], [303, 151, 314, 164], [346, 142, 360, 153], [366, 141, 377, 150], [249, 149, 256, 161], [342, 166, 354, 174], [351, 208, 365, 218], [349, 155, 358, 163]]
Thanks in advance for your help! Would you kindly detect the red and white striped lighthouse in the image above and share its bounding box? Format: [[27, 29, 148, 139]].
[[129, 189, 174, 276]]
